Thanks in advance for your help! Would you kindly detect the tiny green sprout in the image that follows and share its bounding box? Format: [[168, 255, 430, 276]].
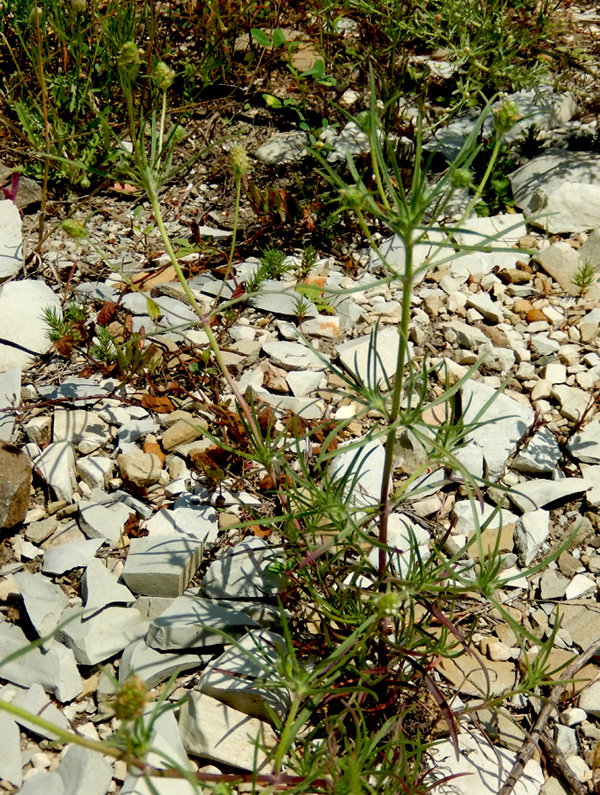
[[230, 144, 250, 179], [154, 61, 175, 91], [294, 294, 311, 323], [62, 219, 87, 239], [572, 258, 600, 298]]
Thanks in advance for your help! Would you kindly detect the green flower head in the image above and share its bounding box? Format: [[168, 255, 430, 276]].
[[230, 144, 250, 179], [154, 61, 175, 91], [62, 219, 87, 240], [118, 41, 143, 80]]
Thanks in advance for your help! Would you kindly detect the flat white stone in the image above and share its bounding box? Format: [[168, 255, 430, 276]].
[[442, 319, 489, 349], [199, 630, 290, 723], [462, 380, 535, 481], [18, 773, 64, 795], [514, 509, 550, 566], [254, 130, 309, 164], [552, 384, 592, 422], [286, 369, 323, 397], [179, 691, 277, 771], [119, 638, 210, 689], [34, 441, 77, 502], [0, 623, 82, 701], [13, 571, 68, 638], [0, 366, 20, 441], [42, 538, 103, 575], [453, 501, 518, 535], [466, 292, 503, 323], [249, 385, 325, 420], [262, 340, 326, 371], [76, 455, 114, 490], [11, 682, 69, 741], [0, 199, 22, 281], [510, 149, 600, 233], [0, 279, 59, 372], [454, 213, 527, 249], [145, 503, 218, 546], [337, 327, 406, 388], [53, 409, 110, 451], [567, 421, 600, 464], [56, 745, 112, 795], [121, 534, 203, 597], [249, 280, 318, 317], [428, 731, 543, 795], [328, 437, 386, 510], [512, 427, 561, 473], [508, 478, 590, 512], [202, 537, 286, 600], [146, 595, 260, 650], [82, 558, 135, 610], [57, 605, 145, 666], [0, 711, 22, 787], [366, 228, 447, 279], [565, 573, 596, 600], [79, 497, 134, 545]]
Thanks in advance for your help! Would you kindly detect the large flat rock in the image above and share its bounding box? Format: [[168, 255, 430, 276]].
[[0, 199, 22, 282], [0, 279, 59, 372]]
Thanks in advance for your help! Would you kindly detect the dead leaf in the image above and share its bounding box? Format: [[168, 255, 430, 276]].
[[123, 512, 147, 538], [250, 524, 272, 539], [143, 440, 166, 465], [97, 301, 118, 326], [54, 335, 75, 357], [141, 394, 174, 414]]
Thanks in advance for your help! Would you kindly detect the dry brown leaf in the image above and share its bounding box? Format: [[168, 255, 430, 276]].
[[140, 394, 174, 414]]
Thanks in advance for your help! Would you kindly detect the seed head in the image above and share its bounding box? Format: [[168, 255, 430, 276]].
[[71, 0, 87, 14], [450, 167, 473, 190], [154, 61, 175, 91], [62, 219, 87, 240], [493, 100, 522, 136], [118, 41, 143, 79], [230, 144, 250, 179], [113, 674, 147, 721]]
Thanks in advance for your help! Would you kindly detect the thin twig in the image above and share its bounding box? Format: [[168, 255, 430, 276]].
[[539, 729, 586, 795], [498, 636, 600, 795]]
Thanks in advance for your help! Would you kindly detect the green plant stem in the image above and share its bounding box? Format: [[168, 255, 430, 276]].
[[33, 5, 51, 253], [214, 171, 242, 307], [159, 89, 167, 152], [458, 135, 503, 225]]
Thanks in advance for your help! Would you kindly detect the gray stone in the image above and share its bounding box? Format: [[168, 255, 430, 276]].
[[509, 149, 600, 233], [121, 708, 196, 795], [0, 366, 20, 442], [513, 427, 561, 474], [453, 213, 527, 249], [13, 571, 68, 638], [248, 280, 319, 317], [540, 568, 569, 600], [0, 623, 82, 701], [18, 773, 64, 795], [567, 421, 600, 464], [147, 595, 260, 650], [199, 630, 290, 723], [0, 712, 21, 787], [122, 535, 203, 597], [145, 503, 218, 546], [119, 638, 210, 688], [79, 496, 134, 545], [579, 679, 600, 718], [286, 369, 323, 396], [37, 376, 111, 407], [452, 501, 518, 535], [34, 441, 77, 502], [76, 455, 114, 490], [56, 606, 145, 665], [53, 409, 111, 452], [328, 437, 386, 511], [56, 745, 112, 795], [462, 381, 535, 482], [116, 417, 159, 451], [0, 199, 22, 282], [179, 691, 277, 771], [0, 440, 32, 528], [428, 731, 543, 795], [337, 327, 406, 389], [254, 130, 309, 164], [202, 537, 286, 600], [552, 384, 593, 422], [262, 340, 326, 371], [366, 228, 447, 278], [82, 558, 135, 610], [11, 682, 69, 740], [514, 509, 550, 566], [534, 242, 595, 298], [442, 319, 489, 350], [565, 573, 595, 600], [248, 385, 325, 420], [466, 292, 504, 323], [42, 538, 103, 575], [509, 478, 591, 512], [327, 121, 372, 163], [0, 280, 59, 372]]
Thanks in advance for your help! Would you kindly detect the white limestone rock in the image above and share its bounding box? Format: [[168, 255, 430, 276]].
[[0, 366, 20, 442], [514, 509, 550, 566], [33, 440, 77, 502], [512, 427, 561, 474], [13, 571, 68, 638], [56, 605, 145, 665], [82, 558, 135, 610], [56, 745, 112, 795], [328, 436, 386, 510], [42, 538, 103, 576], [461, 381, 535, 482], [119, 638, 210, 689], [202, 537, 286, 600], [0, 279, 59, 372], [509, 478, 590, 512], [122, 534, 203, 597], [0, 711, 22, 787]]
